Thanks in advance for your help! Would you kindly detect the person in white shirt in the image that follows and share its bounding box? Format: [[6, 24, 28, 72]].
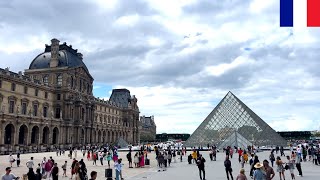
[[26, 157, 34, 170], [99, 152, 104, 166], [8, 154, 15, 168]]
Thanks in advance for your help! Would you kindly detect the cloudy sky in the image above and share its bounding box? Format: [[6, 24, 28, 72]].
[[1, 0, 320, 134]]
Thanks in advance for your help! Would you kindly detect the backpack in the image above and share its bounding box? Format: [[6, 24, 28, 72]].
[[224, 160, 231, 168]]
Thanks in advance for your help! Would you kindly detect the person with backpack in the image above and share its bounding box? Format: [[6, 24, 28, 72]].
[[196, 154, 206, 180], [224, 156, 234, 180], [269, 151, 275, 167]]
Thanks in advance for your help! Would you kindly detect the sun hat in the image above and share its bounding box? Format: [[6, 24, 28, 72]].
[[254, 162, 263, 169]]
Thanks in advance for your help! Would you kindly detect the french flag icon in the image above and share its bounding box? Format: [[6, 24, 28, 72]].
[[280, 0, 320, 27]]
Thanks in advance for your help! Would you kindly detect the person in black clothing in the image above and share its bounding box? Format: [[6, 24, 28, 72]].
[[280, 146, 285, 157], [79, 159, 88, 180], [197, 154, 206, 180], [51, 163, 59, 180], [250, 155, 260, 178], [224, 156, 233, 180], [27, 168, 36, 180], [89, 171, 97, 180], [35, 168, 42, 180], [127, 151, 133, 168], [188, 154, 192, 164]]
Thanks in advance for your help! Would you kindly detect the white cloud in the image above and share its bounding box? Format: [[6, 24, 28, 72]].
[[1, 0, 320, 134]]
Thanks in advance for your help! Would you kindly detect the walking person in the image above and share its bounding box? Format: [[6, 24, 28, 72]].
[[236, 169, 247, 180], [126, 151, 133, 168], [16, 153, 20, 167], [8, 154, 15, 168], [262, 160, 275, 180], [269, 151, 275, 167], [276, 156, 285, 180], [286, 156, 295, 180], [92, 152, 97, 166], [295, 152, 303, 177], [62, 161, 67, 177], [280, 146, 285, 157], [224, 156, 234, 180], [26, 157, 34, 170], [51, 163, 59, 180], [41, 157, 47, 175], [99, 151, 104, 166], [107, 152, 112, 168], [196, 154, 206, 180], [114, 158, 123, 180], [253, 163, 265, 180]]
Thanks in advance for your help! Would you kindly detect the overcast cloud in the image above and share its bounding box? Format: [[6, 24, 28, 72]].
[[1, 0, 320, 134]]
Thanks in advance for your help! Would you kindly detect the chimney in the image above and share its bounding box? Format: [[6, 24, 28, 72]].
[[50, 38, 60, 68]]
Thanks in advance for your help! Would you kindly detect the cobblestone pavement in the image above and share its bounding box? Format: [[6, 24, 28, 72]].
[[1, 151, 319, 180]]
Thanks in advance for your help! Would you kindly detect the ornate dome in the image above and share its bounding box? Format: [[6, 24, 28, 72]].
[[29, 40, 90, 74]]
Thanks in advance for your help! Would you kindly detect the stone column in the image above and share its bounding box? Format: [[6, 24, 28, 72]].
[[27, 125, 32, 145], [38, 126, 43, 145], [0, 121, 3, 144]]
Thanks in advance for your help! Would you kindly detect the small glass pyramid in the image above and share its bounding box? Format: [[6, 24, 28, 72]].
[[184, 91, 287, 149]]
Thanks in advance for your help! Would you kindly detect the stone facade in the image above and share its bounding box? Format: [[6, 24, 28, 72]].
[[139, 115, 156, 142], [0, 39, 140, 154]]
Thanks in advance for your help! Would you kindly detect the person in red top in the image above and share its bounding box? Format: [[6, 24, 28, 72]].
[[238, 148, 243, 163]]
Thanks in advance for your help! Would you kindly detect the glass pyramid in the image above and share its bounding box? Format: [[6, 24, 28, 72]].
[[184, 91, 287, 149]]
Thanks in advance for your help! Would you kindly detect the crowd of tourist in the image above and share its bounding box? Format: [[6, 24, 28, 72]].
[[2, 142, 320, 180]]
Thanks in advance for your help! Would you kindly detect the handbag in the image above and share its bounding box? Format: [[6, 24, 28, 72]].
[[284, 164, 289, 170]]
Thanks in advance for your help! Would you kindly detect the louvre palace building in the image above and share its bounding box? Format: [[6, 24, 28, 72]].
[[0, 39, 140, 153]]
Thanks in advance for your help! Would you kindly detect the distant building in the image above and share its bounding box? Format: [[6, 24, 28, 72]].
[[156, 133, 190, 142], [139, 115, 156, 142], [277, 131, 312, 140]]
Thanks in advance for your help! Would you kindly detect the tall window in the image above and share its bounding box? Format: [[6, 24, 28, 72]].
[[43, 106, 48, 118], [45, 92, 48, 99], [57, 94, 61, 100], [33, 104, 38, 116], [55, 107, 61, 119], [35, 89, 38, 96], [57, 74, 62, 86], [43, 75, 49, 85], [9, 101, 14, 113], [22, 102, 27, 115], [11, 83, 16, 91], [79, 79, 82, 91], [71, 76, 74, 88], [24, 86, 28, 94], [0, 80, 2, 88]]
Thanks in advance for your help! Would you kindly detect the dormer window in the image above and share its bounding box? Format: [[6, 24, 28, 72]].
[[43, 75, 49, 85], [57, 74, 62, 86]]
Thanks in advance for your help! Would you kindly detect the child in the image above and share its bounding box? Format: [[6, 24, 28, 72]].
[[134, 153, 139, 168], [61, 161, 67, 177]]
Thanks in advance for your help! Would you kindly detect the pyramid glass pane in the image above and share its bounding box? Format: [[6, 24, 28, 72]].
[[184, 92, 287, 149]]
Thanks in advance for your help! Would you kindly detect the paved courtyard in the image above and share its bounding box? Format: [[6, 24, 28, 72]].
[[0, 150, 319, 180]]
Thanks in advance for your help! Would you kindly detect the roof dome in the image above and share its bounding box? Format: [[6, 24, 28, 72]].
[[29, 40, 90, 74]]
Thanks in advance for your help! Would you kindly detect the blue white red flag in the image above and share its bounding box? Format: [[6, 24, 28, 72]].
[[280, 0, 320, 27]]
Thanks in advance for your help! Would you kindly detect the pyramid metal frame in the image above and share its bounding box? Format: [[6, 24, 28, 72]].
[[184, 92, 287, 148]]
